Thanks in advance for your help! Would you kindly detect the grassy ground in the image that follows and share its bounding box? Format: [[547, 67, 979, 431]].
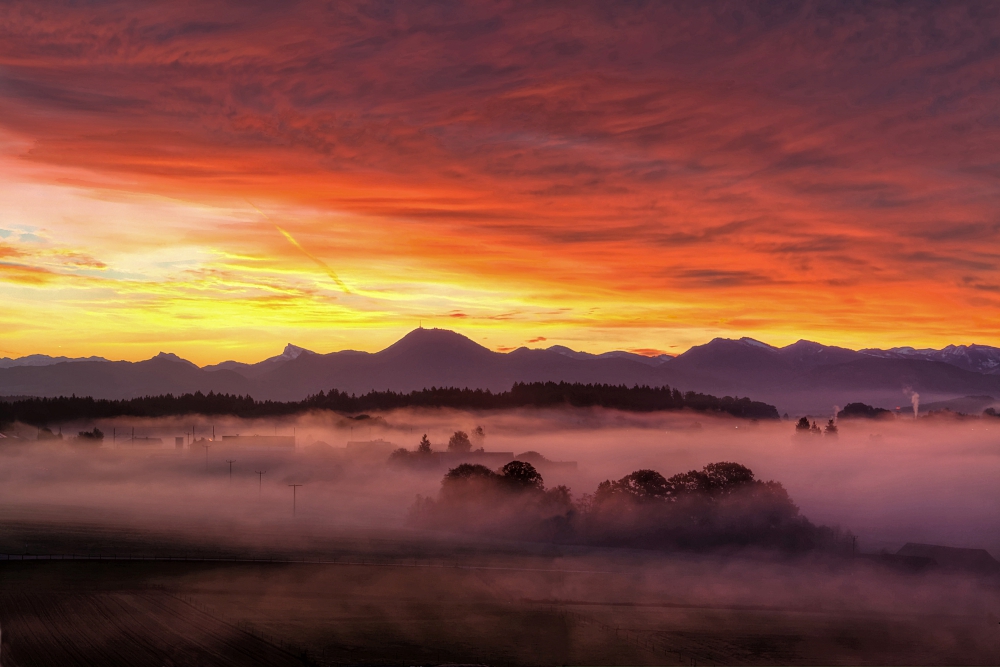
[[1, 519, 999, 665]]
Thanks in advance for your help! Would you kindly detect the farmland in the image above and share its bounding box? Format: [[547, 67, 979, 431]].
[[1, 414, 1000, 665], [1, 525, 998, 666]]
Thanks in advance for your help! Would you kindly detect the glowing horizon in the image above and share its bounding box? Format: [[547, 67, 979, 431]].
[[2, 2, 999, 365]]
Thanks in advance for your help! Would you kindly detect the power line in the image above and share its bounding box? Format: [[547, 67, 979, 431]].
[[288, 484, 302, 516]]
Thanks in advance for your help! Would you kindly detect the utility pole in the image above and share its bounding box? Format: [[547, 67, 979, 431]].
[[255, 470, 266, 498], [202, 443, 211, 470], [226, 459, 236, 482], [288, 484, 302, 516]]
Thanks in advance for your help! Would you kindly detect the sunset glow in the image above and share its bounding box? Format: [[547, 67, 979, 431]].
[[2, 2, 999, 363]]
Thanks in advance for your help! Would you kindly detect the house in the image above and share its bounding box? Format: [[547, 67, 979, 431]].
[[346, 439, 396, 459], [218, 434, 296, 450], [896, 543, 1000, 574], [433, 450, 516, 467]]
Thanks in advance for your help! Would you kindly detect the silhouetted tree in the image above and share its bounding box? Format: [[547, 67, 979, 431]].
[[443, 463, 496, 482], [702, 461, 756, 494], [417, 433, 432, 454], [795, 417, 810, 431], [499, 460, 544, 491], [838, 403, 892, 419], [660, 462, 755, 500], [76, 427, 103, 441], [596, 469, 669, 503], [825, 419, 838, 436], [388, 447, 411, 463], [545, 485, 572, 507], [440, 463, 498, 502], [448, 430, 472, 452]]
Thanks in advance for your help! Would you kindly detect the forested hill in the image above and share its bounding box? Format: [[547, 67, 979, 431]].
[[0, 382, 779, 425]]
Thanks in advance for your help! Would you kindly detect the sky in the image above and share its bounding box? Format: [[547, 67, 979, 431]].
[[1, 1, 999, 364]]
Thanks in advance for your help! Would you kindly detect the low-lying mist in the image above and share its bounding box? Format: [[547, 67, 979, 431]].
[[1, 407, 998, 556]]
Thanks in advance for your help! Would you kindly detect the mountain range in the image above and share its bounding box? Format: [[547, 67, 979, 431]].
[[1, 328, 999, 416]]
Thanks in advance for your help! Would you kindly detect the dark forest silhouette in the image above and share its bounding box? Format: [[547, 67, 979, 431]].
[[837, 402, 893, 419], [0, 381, 779, 427], [412, 460, 849, 553]]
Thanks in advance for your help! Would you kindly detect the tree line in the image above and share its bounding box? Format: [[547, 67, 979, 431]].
[[0, 382, 779, 427]]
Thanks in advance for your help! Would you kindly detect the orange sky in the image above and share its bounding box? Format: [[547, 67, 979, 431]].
[[1, 2, 999, 364]]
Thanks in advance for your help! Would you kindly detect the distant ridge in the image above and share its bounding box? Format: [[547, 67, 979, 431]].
[[2, 328, 1000, 415], [203, 343, 316, 378], [862, 344, 1000, 375], [0, 354, 109, 369]]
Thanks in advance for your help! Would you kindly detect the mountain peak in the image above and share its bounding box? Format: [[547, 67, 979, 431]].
[[378, 328, 494, 359], [281, 344, 312, 360], [738, 337, 776, 350], [150, 352, 198, 368], [784, 339, 823, 350]]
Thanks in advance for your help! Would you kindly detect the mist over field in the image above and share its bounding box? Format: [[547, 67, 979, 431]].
[[3, 408, 1000, 664], [1, 408, 998, 555]]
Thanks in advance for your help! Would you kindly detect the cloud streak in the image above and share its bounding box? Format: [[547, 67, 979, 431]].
[[248, 201, 351, 294]]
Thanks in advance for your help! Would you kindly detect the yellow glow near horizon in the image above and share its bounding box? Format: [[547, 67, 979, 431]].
[[0, 158, 994, 365]]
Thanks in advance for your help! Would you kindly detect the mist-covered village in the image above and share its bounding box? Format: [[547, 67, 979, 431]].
[[3, 385, 1000, 563], [1, 381, 1000, 663]]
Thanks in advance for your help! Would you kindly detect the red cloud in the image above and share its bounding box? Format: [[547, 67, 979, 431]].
[[0, 2, 998, 345]]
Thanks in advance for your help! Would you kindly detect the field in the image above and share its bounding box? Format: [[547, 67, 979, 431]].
[[2, 413, 1000, 665], [1, 520, 999, 666]]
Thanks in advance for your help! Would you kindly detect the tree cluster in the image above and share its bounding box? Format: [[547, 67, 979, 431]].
[[795, 417, 838, 436], [389, 433, 437, 467], [0, 382, 779, 428], [75, 427, 104, 442], [584, 463, 835, 551], [411, 459, 574, 541], [837, 403, 892, 419], [411, 459, 848, 553]]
